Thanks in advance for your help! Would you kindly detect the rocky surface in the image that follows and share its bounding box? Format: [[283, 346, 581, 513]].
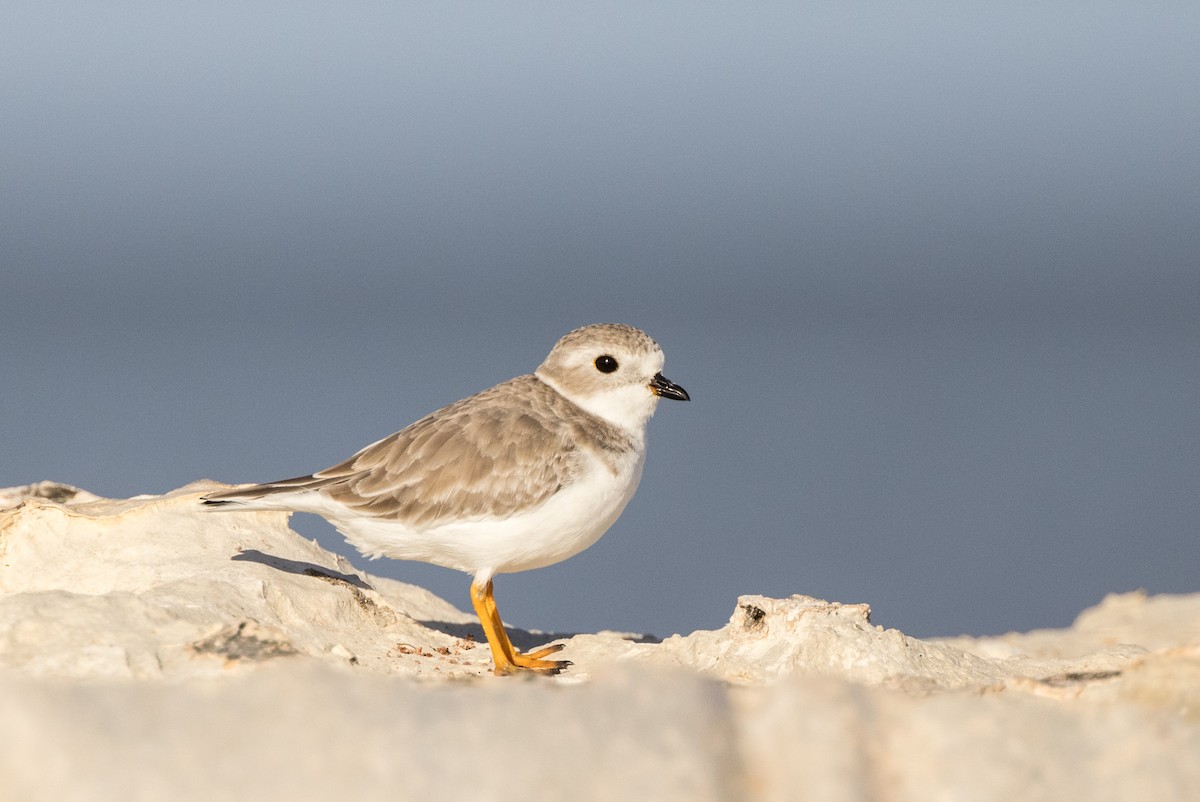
[[1, 482, 1197, 801]]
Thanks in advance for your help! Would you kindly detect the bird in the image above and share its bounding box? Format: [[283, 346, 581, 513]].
[[201, 323, 689, 675]]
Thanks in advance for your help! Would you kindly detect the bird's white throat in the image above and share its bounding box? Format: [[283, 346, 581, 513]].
[[536, 372, 659, 437]]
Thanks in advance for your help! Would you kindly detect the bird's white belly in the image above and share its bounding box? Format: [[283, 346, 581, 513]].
[[327, 451, 646, 580]]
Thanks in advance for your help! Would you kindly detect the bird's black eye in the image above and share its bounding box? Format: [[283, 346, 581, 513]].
[[594, 355, 619, 373]]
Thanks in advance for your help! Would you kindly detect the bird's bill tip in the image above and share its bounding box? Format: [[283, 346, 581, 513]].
[[649, 373, 690, 401]]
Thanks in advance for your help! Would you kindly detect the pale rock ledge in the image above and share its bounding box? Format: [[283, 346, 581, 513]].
[[1, 482, 1197, 801]]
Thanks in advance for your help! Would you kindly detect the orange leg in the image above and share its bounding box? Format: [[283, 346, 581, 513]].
[[469, 579, 568, 675]]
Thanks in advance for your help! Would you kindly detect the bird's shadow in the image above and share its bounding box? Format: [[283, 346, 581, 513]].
[[419, 613, 660, 650], [231, 548, 661, 648], [415, 618, 602, 651], [232, 549, 373, 590]]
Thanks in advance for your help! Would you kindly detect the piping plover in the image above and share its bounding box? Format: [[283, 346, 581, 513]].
[[202, 323, 689, 675]]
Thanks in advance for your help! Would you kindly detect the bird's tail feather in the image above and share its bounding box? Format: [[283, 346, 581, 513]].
[[200, 474, 334, 508]]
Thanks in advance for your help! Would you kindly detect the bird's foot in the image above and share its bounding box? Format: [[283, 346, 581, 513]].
[[495, 642, 570, 676]]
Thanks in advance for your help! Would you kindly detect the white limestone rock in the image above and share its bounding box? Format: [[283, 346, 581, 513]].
[[0, 481, 488, 679], [2, 482, 1199, 801], [0, 664, 742, 802]]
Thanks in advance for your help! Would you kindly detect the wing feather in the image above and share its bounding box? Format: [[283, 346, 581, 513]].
[[204, 375, 634, 528]]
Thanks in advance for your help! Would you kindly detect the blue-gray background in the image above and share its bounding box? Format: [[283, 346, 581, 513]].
[[4, 4, 1197, 639]]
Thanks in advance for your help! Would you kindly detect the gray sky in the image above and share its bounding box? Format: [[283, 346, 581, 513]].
[[3, 3, 1198, 639]]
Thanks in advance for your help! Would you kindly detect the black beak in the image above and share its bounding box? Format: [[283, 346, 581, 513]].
[[650, 372, 690, 401]]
